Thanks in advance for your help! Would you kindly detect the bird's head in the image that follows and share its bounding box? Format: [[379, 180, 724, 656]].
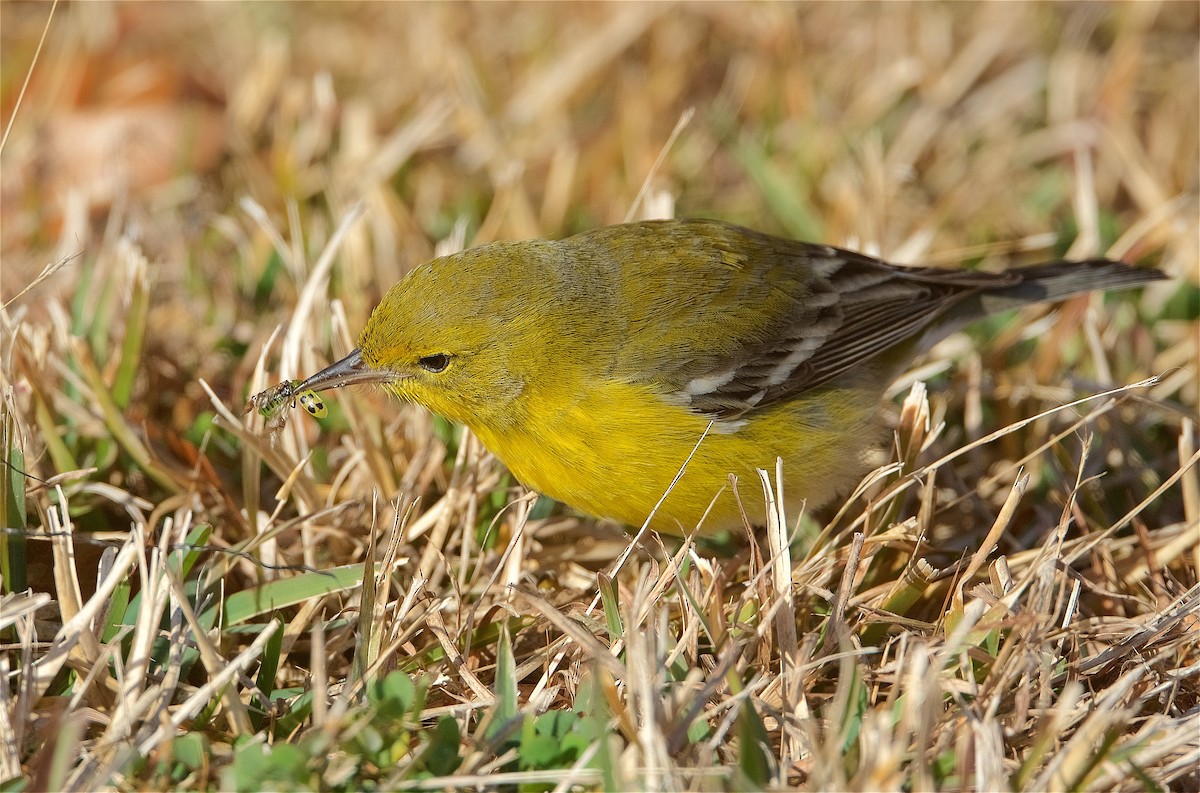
[[297, 241, 567, 430]]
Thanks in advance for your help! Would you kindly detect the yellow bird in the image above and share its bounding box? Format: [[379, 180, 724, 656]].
[[290, 219, 1162, 534]]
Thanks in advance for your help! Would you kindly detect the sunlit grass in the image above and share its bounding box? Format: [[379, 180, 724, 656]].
[[1, 3, 1197, 791]]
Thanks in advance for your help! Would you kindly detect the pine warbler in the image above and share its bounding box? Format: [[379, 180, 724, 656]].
[[289, 219, 1163, 534]]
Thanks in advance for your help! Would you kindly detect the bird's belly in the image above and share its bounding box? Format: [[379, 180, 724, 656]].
[[474, 379, 884, 535]]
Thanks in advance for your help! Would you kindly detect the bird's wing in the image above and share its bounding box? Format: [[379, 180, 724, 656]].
[[689, 246, 1026, 418], [601, 220, 1021, 420]]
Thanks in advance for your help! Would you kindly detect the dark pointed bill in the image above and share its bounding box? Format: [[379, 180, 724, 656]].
[[296, 349, 402, 394]]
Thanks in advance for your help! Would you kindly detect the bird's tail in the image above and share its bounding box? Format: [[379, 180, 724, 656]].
[[973, 259, 1166, 315], [974, 257, 1161, 311], [924, 258, 1165, 352]]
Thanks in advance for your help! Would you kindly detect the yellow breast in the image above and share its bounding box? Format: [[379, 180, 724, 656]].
[[468, 376, 884, 534]]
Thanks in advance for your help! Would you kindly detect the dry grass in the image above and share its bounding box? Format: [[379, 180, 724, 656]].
[[2, 3, 1198, 791]]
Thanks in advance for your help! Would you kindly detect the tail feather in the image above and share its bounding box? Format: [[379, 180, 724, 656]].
[[974, 259, 1167, 315], [925, 259, 1165, 352]]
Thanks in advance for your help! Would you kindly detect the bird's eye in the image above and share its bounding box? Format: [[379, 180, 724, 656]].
[[418, 353, 450, 373]]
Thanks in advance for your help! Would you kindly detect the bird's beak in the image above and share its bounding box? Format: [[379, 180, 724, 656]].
[[296, 349, 402, 393]]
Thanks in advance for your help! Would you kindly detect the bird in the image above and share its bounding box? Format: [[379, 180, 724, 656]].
[[284, 218, 1164, 534]]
